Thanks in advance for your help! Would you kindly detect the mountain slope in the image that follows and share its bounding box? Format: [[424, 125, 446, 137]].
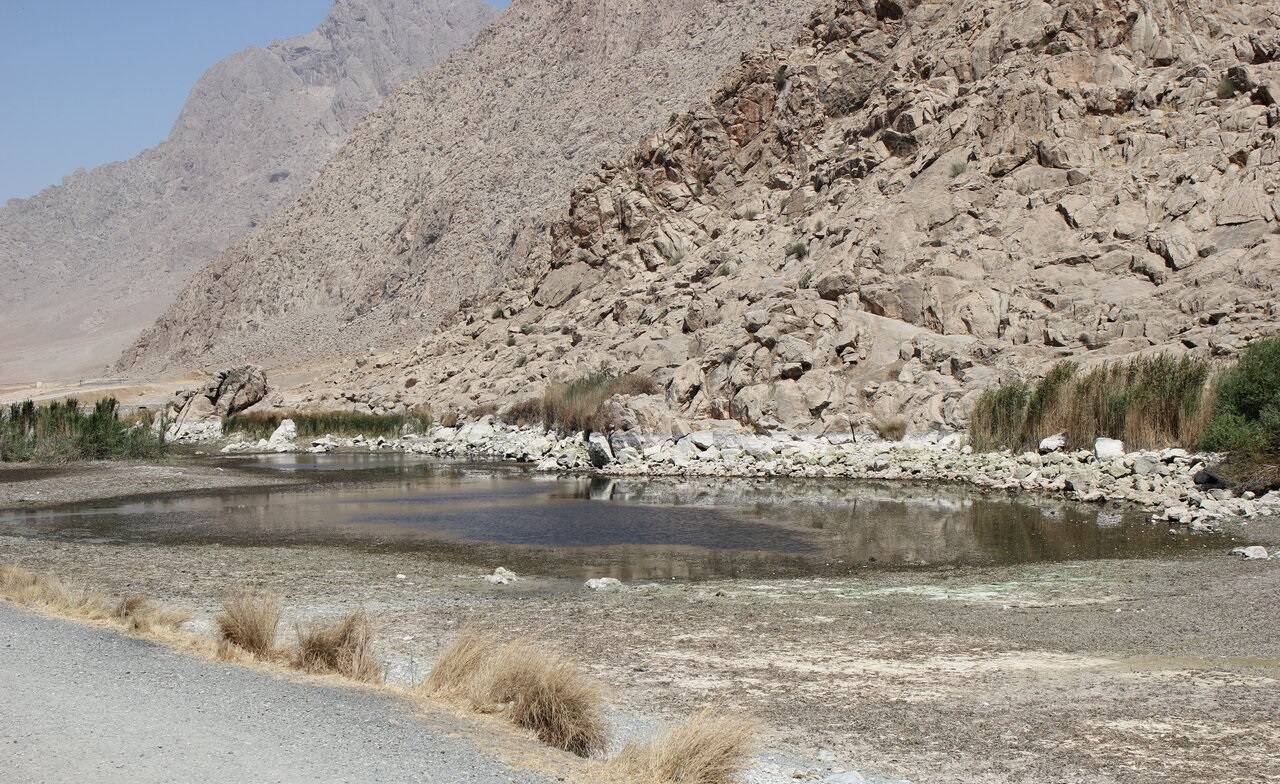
[[323, 0, 1280, 434], [0, 0, 498, 383], [119, 0, 825, 374]]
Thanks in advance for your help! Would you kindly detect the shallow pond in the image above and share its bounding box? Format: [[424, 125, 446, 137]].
[[0, 453, 1226, 580]]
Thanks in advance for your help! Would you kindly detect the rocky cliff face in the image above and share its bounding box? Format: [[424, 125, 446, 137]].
[[319, 0, 1280, 435], [0, 0, 498, 383], [119, 0, 824, 374]]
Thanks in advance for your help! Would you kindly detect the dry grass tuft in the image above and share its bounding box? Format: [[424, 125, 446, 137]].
[[423, 631, 609, 757], [422, 628, 496, 699], [293, 610, 382, 683], [113, 594, 191, 634], [609, 708, 758, 784], [215, 591, 281, 658], [872, 417, 908, 442], [0, 564, 111, 619]]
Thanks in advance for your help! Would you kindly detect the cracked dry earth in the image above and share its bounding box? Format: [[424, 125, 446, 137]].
[[4, 525, 1278, 784]]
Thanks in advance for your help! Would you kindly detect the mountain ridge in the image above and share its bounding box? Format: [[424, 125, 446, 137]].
[[0, 0, 499, 383]]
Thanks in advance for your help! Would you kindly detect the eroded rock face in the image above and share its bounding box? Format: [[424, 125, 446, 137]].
[[306, 0, 1279, 436], [0, 0, 499, 383], [119, 0, 823, 374]]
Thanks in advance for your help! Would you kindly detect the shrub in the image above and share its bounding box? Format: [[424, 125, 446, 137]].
[[422, 631, 608, 757], [215, 592, 281, 658], [0, 564, 110, 619], [499, 398, 544, 427], [468, 402, 500, 420], [539, 372, 660, 434], [1203, 337, 1280, 454], [113, 595, 191, 634], [0, 397, 165, 462], [293, 610, 381, 683], [873, 417, 908, 442], [786, 242, 809, 260], [949, 160, 968, 177], [608, 708, 757, 784]]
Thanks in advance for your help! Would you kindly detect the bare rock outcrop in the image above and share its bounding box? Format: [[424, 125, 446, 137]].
[[315, 0, 1280, 436], [119, 0, 824, 374], [165, 366, 268, 442], [0, 0, 499, 383]]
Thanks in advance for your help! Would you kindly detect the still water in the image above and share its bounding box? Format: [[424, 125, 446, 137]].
[[0, 454, 1224, 580]]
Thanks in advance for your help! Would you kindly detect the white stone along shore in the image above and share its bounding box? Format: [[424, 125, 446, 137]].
[[216, 418, 1280, 533]]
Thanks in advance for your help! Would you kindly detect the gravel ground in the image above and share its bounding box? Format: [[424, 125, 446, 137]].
[[0, 460, 303, 511], [0, 604, 569, 784]]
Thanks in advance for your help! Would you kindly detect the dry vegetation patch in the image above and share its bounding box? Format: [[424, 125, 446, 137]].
[[607, 708, 758, 784], [293, 609, 382, 683], [423, 630, 608, 757], [215, 591, 281, 658]]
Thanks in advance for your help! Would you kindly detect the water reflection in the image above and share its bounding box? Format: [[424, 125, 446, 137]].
[[0, 455, 1223, 580]]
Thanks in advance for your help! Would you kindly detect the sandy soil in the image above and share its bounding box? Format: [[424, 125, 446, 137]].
[[3, 508, 1277, 784]]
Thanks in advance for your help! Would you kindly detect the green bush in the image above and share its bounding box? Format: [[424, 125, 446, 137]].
[[1202, 337, 1280, 453], [1, 397, 165, 462]]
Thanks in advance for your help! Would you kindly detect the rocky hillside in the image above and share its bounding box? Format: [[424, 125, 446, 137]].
[[0, 0, 498, 383], [119, 0, 824, 374], [319, 0, 1280, 436]]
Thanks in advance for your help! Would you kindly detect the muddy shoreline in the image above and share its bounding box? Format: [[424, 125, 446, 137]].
[[2, 456, 1278, 783]]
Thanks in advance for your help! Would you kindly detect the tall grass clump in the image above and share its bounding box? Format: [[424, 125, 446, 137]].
[[530, 372, 661, 434], [0, 564, 111, 619], [608, 708, 758, 784], [222, 409, 431, 440], [969, 355, 1213, 452], [0, 397, 165, 462], [293, 610, 381, 683], [215, 591, 281, 658], [422, 631, 608, 757], [1202, 337, 1280, 455]]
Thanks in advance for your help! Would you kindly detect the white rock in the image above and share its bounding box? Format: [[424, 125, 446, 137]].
[[484, 567, 520, 585], [1232, 546, 1271, 560], [585, 577, 624, 591], [395, 573, 407, 580], [1038, 432, 1067, 453], [1094, 438, 1125, 460]]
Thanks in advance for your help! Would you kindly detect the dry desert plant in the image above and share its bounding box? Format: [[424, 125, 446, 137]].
[[293, 609, 382, 683], [215, 591, 281, 657], [421, 628, 497, 699], [423, 630, 609, 757], [608, 707, 758, 784], [113, 594, 191, 634], [0, 564, 110, 619]]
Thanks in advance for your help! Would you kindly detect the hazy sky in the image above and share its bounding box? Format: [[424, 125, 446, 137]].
[[0, 1, 509, 204]]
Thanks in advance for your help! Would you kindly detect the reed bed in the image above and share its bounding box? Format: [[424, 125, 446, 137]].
[[0, 397, 164, 462]]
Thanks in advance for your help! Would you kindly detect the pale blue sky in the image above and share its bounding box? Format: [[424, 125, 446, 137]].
[[0, 1, 508, 203]]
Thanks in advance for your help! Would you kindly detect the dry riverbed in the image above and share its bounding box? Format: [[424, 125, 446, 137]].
[[2, 499, 1277, 784]]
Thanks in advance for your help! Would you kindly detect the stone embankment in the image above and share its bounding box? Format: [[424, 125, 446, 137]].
[[220, 418, 1280, 531]]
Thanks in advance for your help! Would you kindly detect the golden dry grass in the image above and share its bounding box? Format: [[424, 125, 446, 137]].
[[421, 628, 494, 699], [293, 610, 382, 683], [0, 564, 111, 620], [423, 631, 609, 757], [113, 594, 191, 634], [607, 708, 758, 784], [215, 591, 281, 658]]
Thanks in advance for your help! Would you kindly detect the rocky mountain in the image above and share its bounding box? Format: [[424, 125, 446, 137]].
[[317, 0, 1279, 435], [118, 0, 824, 374], [0, 0, 499, 383]]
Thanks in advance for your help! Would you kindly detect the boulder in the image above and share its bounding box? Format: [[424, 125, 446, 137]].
[[1231, 546, 1271, 561], [1039, 432, 1067, 454], [1094, 438, 1126, 460], [585, 577, 624, 591], [268, 419, 298, 451]]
